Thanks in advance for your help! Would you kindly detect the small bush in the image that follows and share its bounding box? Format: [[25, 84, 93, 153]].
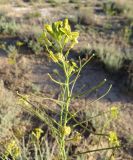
[[28, 39, 44, 54], [102, 2, 123, 16], [93, 42, 124, 71], [0, 16, 20, 35], [23, 35, 44, 54], [0, 80, 22, 140], [24, 11, 41, 19]]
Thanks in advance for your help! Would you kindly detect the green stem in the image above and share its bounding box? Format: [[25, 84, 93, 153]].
[[59, 135, 67, 160], [60, 62, 67, 126], [64, 76, 70, 126]]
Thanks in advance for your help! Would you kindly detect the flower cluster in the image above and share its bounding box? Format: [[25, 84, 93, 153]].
[[39, 19, 79, 79], [61, 126, 71, 136], [108, 131, 120, 147], [32, 128, 44, 140], [110, 106, 119, 119], [39, 19, 79, 62], [43, 19, 79, 50], [5, 140, 21, 158]]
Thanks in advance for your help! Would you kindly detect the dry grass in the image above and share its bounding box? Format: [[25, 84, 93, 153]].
[[0, 80, 21, 139], [116, 0, 133, 18]]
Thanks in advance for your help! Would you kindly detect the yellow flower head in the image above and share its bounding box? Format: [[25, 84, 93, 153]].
[[42, 18, 79, 58], [110, 106, 119, 119], [16, 41, 24, 47], [62, 126, 71, 136], [32, 128, 44, 140], [108, 131, 120, 147], [45, 24, 53, 34], [63, 18, 71, 32], [72, 131, 82, 143], [6, 140, 21, 158]]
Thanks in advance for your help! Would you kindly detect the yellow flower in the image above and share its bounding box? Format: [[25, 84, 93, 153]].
[[108, 131, 120, 147], [72, 131, 82, 143], [56, 52, 65, 62], [8, 58, 16, 65], [110, 156, 115, 160], [45, 24, 53, 33], [6, 140, 21, 158], [63, 18, 71, 32], [62, 126, 71, 136], [32, 128, 44, 140], [16, 41, 24, 47], [110, 106, 119, 119]]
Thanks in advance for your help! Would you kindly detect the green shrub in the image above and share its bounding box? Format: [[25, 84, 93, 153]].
[[24, 11, 41, 19], [1, 44, 18, 64], [28, 39, 44, 54], [0, 16, 20, 35], [0, 80, 22, 141], [94, 42, 124, 71], [22, 32, 44, 54], [102, 1, 123, 16]]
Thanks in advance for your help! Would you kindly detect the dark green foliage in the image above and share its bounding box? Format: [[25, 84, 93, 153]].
[[102, 2, 123, 16], [124, 22, 133, 45]]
